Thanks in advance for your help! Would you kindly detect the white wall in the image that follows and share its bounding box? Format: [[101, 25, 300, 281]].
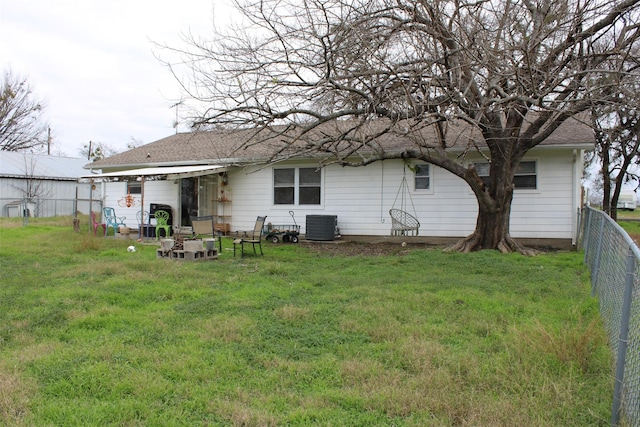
[[99, 147, 581, 240], [102, 180, 178, 229], [227, 148, 579, 239]]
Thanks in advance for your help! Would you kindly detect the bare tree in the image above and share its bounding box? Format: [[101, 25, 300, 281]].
[[591, 106, 640, 220], [10, 154, 52, 217], [164, 0, 640, 253], [588, 48, 640, 220], [81, 141, 120, 162], [0, 68, 49, 152]]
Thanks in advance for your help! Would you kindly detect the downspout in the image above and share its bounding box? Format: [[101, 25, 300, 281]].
[[380, 161, 386, 224], [571, 149, 579, 247], [139, 175, 145, 240]]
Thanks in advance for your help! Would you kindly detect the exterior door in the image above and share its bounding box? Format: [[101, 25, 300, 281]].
[[180, 177, 198, 226], [198, 175, 217, 217]]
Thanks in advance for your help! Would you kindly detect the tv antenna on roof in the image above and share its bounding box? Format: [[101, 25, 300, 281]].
[[170, 100, 183, 134]]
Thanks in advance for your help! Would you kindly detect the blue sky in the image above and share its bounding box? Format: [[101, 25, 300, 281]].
[[1, 0, 234, 157]]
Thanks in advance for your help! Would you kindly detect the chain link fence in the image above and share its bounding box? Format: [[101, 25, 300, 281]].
[[0, 197, 102, 219], [581, 205, 640, 426]]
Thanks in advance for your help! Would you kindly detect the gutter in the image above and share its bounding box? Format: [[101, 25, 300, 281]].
[[83, 156, 270, 172]]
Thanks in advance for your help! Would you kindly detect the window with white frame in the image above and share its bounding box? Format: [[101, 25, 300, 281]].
[[127, 181, 141, 194], [473, 160, 537, 189], [274, 167, 321, 205], [414, 164, 430, 190]]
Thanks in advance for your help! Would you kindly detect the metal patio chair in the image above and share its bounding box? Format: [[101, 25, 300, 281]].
[[233, 216, 267, 257], [136, 210, 150, 238], [190, 215, 222, 253]]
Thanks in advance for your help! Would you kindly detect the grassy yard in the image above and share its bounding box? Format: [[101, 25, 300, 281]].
[[615, 209, 640, 242], [0, 217, 612, 426]]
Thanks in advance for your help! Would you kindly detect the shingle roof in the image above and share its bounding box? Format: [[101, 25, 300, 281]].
[[1, 151, 89, 180], [85, 128, 275, 170], [86, 115, 595, 170]]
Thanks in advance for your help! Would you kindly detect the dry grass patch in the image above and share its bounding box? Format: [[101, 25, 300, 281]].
[[513, 318, 608, 373], [274, 305, 311, 322], [209, 393, 278, 427], [194, 315, 256, 343], [0, 363, 34, 425]]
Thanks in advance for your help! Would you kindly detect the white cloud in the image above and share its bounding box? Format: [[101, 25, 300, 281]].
[[0, 0, 231, 157]]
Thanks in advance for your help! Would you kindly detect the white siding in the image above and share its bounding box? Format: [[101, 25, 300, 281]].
[[224, 148, 580, 239], [100, 147, 583, 240], [510, 151, 576, 238], [102, 180, 177, 229]]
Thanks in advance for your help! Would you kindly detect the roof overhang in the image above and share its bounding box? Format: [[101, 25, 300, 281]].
[[82, 164, 227, 180]]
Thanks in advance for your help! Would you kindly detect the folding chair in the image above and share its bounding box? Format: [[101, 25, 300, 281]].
[[233, 216, 266, 257], [190, 215, 222, 253]]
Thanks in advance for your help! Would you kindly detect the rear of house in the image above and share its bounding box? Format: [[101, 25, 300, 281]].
[[93, 147, 586, 247], [85, 116, 593, 248]]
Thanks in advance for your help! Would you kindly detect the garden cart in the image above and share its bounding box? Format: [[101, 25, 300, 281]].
[[264, 211, 300, 243]]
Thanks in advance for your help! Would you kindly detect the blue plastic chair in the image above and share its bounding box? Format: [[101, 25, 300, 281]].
[[103, 207, 126, 236]]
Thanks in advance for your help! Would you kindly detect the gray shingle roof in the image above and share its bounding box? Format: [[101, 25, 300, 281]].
[[85, 115, 595, 170]]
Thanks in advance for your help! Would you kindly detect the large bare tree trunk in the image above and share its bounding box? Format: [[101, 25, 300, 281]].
[[445, 152, 537, 255], [446, 194, 535, 255]]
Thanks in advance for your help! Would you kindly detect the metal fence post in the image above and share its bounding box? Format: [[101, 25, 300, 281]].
[[592, 214, 605, 297], [583, 208, 592, 261], [611, 248, 636, 426], [575, 206, 582, 248]]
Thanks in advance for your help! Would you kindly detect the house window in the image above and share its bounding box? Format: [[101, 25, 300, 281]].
[[513, 161, 537, 189], [414, 164, 430, 190], [127, 181, 141, 194], [473, 160, 537, 189], [274, 167, 321, 205]]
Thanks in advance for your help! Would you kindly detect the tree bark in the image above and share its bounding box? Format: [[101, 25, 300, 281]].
[[444, 147, 537, 255], [445, 201, 537, 255]]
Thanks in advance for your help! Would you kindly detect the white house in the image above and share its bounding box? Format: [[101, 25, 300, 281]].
[[84, 117, 593, 247], [0, 151, 101, 217]]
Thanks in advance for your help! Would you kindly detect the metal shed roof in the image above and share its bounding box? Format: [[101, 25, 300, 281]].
[[0, 151, 89, 180]]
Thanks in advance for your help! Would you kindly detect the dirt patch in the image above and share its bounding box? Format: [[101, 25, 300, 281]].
[[298, 241, 440, 257], [297, 239, 561, 256]]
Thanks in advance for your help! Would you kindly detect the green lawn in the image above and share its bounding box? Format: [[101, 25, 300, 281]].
[[615, 209, 640, 241], [0, 217, 612, 426]]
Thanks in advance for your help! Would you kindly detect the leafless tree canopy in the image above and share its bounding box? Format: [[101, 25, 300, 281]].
[[588, 36, 640, 220], [0, 68, 49, 152], [591, 90, 640, 220], [164, 0, 640, 252]]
